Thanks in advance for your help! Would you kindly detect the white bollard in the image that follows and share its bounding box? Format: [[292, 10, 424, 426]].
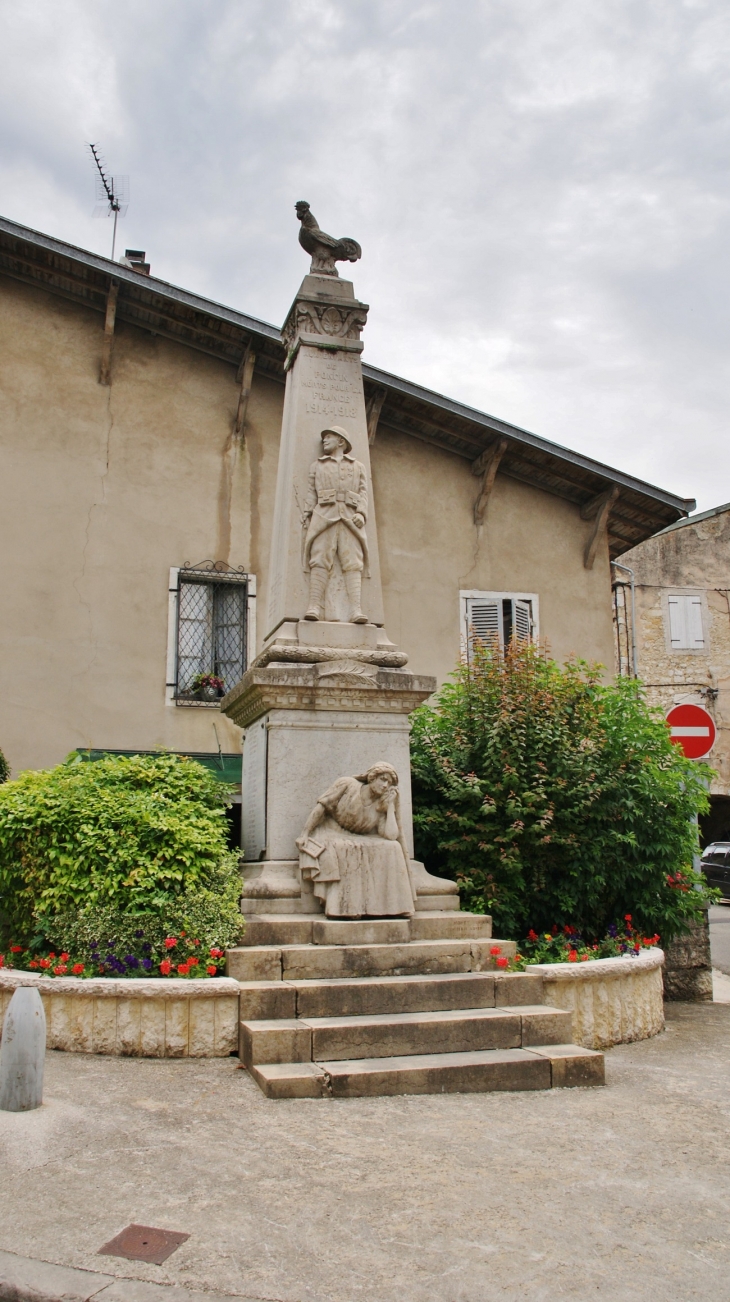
[[0, 986, 46, 1111]]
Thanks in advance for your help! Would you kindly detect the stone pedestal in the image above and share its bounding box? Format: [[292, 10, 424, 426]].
[[222, 662, 447, 914]]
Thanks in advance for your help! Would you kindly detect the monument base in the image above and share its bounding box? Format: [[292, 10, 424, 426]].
[[240, 858, 460, 915]]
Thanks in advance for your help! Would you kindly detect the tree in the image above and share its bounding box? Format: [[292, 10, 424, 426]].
[[410, 642, 711, 942]]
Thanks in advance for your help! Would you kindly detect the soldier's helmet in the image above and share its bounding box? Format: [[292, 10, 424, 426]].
[[321, 425, 353, 454]]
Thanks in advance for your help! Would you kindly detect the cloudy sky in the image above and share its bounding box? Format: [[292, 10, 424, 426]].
[[2, 0, 729, 511]]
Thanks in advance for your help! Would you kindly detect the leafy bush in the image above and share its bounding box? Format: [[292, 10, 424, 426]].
[[411, 642, 712, 943], [1, 853, 243, 978], [0, 752, 233, 945], [0, 749, 8, 783]]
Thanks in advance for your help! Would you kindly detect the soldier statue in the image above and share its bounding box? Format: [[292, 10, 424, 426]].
[[302, 426, 369, 623]]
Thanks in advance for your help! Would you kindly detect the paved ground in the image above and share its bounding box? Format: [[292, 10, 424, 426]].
[[709, 903, 730, 974], [3, 1004, 730, 1302]]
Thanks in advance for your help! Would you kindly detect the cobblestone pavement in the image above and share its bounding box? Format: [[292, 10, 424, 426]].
[[2, 1004, 730, 1302]]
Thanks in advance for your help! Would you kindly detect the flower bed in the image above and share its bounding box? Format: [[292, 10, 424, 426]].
[[526, 947, 665, 1050], [0, 968, 239, 1058]]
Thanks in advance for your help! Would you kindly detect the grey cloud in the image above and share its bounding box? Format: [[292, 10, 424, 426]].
[[1, 0, 728, 509]]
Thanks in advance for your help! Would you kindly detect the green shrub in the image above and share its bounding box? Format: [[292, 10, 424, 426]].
[[410, 642, 712, 943], [0, 749, 8, 783], [0, 752, 232, 945], [3, 852, 244, 978]]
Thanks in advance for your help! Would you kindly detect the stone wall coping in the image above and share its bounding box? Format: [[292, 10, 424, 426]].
[[527, 947, 664, 982], [0, 969, 240, 999]]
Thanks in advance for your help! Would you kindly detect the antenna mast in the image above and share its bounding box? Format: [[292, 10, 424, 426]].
[[88, 143, 128, 260]]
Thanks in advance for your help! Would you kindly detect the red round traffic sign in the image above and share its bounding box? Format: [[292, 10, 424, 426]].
[[666, 703, 716, 759]]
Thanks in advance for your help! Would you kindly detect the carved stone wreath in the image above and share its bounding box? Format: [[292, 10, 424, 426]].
[[282, 301, 369, 352]]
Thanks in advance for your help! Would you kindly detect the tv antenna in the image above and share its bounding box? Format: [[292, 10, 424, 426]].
[[88, 143, 129, 260]]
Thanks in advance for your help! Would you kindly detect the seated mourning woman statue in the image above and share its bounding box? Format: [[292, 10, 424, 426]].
[[296, 763, 416, 918]]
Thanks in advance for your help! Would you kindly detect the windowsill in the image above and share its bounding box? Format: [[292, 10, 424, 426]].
[[174, 695, 225, 708]]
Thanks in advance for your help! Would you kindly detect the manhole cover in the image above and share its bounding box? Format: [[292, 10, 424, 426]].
[[98, 1224, 190, 1265]]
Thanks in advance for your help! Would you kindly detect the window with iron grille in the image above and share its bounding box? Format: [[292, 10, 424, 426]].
[[460, 590, 538, 658], [170, 563, 250, 704]]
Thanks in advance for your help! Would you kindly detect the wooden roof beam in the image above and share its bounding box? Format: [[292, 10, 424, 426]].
[[472, 438, 508, 525], [99, 280, 119, 386], [584, 486, 620, 569]]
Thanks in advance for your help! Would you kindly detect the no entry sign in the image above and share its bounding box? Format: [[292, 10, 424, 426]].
[[666, 703, 716, 759]]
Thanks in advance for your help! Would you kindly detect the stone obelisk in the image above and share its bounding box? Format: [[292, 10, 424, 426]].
[[222, 203, 440, 915]]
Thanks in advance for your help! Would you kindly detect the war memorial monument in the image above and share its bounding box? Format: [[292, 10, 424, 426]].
[[221, 206, 603, 1097]]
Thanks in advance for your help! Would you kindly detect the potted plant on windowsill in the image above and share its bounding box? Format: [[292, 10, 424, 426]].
[[190, 673, 225, 701]]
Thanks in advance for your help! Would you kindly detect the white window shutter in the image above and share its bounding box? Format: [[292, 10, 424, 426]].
[[668, 595, 704, 650], [466, 598, 501, 647], [667, 596, 686, 648], [688, 597, 704, 648], [514, 599, 532, 644]]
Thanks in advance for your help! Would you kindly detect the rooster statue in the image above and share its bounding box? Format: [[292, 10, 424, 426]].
[[295, 201, 362, 277]]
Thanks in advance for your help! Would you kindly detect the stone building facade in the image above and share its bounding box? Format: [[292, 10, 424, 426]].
[[615, 503, 730, 839], [0, 215, 694, 789]]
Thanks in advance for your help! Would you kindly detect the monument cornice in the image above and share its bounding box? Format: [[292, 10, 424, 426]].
[[221, 665, 436, 730]]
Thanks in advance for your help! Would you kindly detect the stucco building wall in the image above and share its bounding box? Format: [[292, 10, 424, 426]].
[[2, 274, 615, 776]]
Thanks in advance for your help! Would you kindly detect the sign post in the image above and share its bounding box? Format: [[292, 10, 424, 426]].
[[666, 703, 716, 760]]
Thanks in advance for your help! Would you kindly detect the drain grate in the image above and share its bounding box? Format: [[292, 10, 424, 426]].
[[98, 1224, 190, 1265]]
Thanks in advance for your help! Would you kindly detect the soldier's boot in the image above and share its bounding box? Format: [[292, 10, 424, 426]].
[[304, 568, 328, 620], [345, 571, 368, 624]]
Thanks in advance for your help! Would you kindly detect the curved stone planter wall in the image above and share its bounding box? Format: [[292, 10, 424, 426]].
[[527, 949, 665, 1050], [0, 970, 239, 1058]]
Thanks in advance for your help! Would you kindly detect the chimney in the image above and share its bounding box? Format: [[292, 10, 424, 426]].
[[119, 249, 150, 275]]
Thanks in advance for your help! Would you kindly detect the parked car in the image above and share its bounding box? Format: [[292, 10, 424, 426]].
[[700, 843, 730, 902]]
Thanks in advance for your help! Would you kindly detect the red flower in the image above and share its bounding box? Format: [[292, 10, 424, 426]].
[[0, 956, 4, 968], [54, 964, 67, 975], [159, 959, 172, 975], [527, 930, 538, 942], [624, 914, 632, 923], [206, 965, 217, 976], [490, 946, 501, 955], [580, 954, 589, 962], [59, 952, 70, 962], [187, 956, 199, 967], [72, 963, 85, 975], [164, 937, 177, 949], [10, 945, 23, 953], [48, 952, 56, 959], [177, 963, 189, 975], [495, 956, 509, 969], [567, 950, 578, 963], [192, 939, 200, 946], [209, 947, 223, 958], [39, 958, 51, 969], [29, 960, 39, 969]]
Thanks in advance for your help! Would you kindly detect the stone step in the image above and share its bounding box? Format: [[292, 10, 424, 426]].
[[226, 938, 517, 983], [240, 912, 493, 948], [239, 1004, 572, 1066], [249, 1043, 605, 1099], [237, 970, 544, 1021]]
